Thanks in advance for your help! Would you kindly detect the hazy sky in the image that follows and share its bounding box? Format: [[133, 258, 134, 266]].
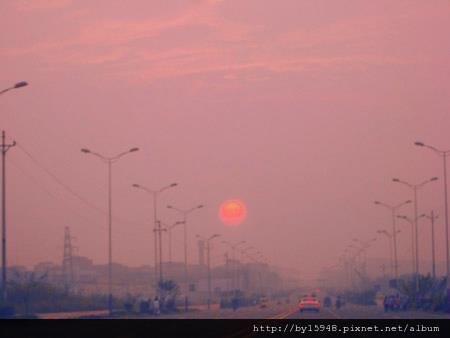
[[1, 0, 450, 279]]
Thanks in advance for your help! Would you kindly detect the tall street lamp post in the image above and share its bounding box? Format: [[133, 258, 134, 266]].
[[392, 177, 438, 279], [196, 234, 220, 309], [81, 146, 139, 316], [222, 240, 246, 291], [165, 221, 185, 264], [374, 200, 411, 280], [167, 204, 204, 311], [397, 214, 426, 298], [132, 183, 177, 286], [1, 81, 27, 301], [424, 211, 438, 279], [377, 229, 400, 278], [415, 141, 450, 299], [354, 238, 377, 276]]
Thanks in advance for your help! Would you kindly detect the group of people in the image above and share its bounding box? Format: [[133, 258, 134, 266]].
[[137, 296, 162, 315], [323, 295, 345, 309], [383, 294, 401, 312]]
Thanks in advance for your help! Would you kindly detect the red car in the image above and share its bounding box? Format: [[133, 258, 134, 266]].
[[298, 296, 321, 313]]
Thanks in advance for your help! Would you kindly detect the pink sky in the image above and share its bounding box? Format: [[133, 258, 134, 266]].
[[1, 0, 450, 279]]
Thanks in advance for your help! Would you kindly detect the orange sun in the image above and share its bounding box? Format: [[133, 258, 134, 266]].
[[219, 199, 247, 226]]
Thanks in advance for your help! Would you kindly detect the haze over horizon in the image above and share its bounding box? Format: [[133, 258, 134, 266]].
[[1, 0, 450, 281]]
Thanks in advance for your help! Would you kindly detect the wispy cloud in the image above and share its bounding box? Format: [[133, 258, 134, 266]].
[[1, 0, 440, 84], [13, 0, 72, 11]]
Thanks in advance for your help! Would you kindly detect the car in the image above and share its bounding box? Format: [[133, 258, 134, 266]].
[[259, 297, 269, 308], [298, 295, 321, 313]]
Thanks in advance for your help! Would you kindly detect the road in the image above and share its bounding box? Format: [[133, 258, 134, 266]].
[[36, 302, 450, 319], [148, 302, 450, 319], [281, 304, 450, 319]]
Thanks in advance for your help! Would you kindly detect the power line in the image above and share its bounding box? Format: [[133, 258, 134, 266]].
[[15, 141, 152, 227], [16, 143, 106, 215], [8, 154, 154, 241]]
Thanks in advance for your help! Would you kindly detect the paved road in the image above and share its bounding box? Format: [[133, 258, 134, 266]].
[[36, 302, 450, 319], [281, 304, 450, 319], [120, 303, 291, 319]]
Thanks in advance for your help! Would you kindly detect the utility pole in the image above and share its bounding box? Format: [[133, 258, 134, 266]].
[[1, 131, 15, 302], [132, 183, 177, 294], [62, 226, 75, 293]]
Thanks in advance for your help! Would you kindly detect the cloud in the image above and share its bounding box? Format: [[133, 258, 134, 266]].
[[13, 0, 72, 11], [0, 0, 439, 84]]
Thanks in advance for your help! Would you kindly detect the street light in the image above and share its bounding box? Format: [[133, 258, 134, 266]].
[[423, 211, 438, 279], [0, 82, 27, 301], [196, 234, 220, 309], [132, 183, 177, 286], [166, 221, 185, 264], [240, 246, 256, 263], [397, 214, 426, 297], [222, 240, 246, 291], [374, 199, 411, 279], [392, 177, 437, 278], [415, 141, 450, 295], [167, 204, 204, 311], [0, 81, 28, 95], [81, 146, 139, 316], [376, 229, 401, 278], [354, 238, 377, 274]]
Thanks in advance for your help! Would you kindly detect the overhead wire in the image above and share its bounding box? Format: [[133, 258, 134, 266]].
[[15, 141, 150, 228]]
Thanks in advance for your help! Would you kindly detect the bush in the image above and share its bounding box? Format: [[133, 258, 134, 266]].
[[0, 306, 15, 318], [3, 275, 109, 315], [398, 275, 447, 311]]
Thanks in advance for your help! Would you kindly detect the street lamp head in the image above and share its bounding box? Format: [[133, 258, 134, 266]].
[[392, 178, 400, 182], [129, 147, 139, 153], [397, 215, 406, 219], [430, 177, 438, 181], [132, 184, 140, 188], [175, 221, 185, 225], [170, 183, 178, 187], [14, 81, 28, 88], [405, 200, 412, 204], [374, 201, 380, 205], [81, 148, 91, 154], [197, 205, 204, 209], [167, 205, 173, 209], [414, 141, 425, 147]]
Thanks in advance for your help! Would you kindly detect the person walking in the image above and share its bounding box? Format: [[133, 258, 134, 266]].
[[153, 297, 160, 316]]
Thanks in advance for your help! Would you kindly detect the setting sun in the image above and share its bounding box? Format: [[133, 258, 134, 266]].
[[219, 199, 247, 226]]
